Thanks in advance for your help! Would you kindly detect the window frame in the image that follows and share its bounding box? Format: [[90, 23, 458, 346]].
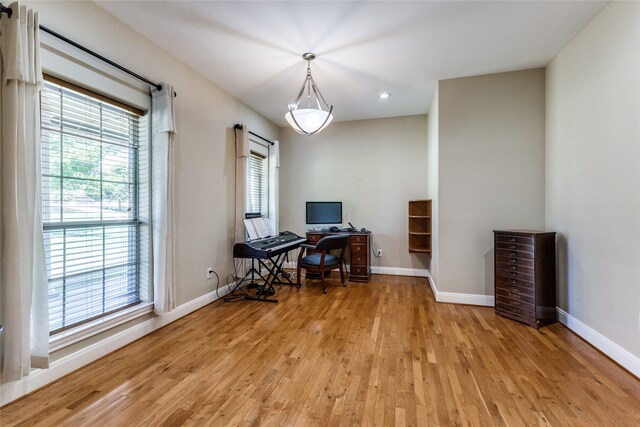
[[246, 139, 270, 219], [40, 75, 148, 337]]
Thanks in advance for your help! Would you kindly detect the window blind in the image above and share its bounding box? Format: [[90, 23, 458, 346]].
[[41, 79, 142, 334], [246, 151, 268, 218]]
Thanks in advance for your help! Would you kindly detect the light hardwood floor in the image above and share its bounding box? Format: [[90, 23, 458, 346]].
[[1, 275, 639, 426]]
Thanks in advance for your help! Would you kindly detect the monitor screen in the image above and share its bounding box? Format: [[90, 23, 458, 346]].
[[306, 202, 342, 225]]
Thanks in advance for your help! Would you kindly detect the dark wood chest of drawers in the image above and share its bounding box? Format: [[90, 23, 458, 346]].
[[494, 230, 556, 329], [306, 231, 371, 282]]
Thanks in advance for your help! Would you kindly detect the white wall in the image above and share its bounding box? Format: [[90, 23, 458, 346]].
[[546, 1, 640, 360], [437, 69, 546, 297], [279, 115, 429, 271], [1, 0, 278, 404], [426, 88, 439, 283], [30, 0, 278, 306]]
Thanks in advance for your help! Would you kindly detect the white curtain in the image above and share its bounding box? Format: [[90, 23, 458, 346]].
[[151, 83, 176, 315], [268, 140, 280, 234], [234, 125, 249, 244], [234, 125, 249, 277], [0, 2, 49, 383]]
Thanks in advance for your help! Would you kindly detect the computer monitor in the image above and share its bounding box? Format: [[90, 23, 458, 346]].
[[306, 201, 342, 227]]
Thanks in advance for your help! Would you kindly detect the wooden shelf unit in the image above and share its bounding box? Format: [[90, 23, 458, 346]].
[[408, 200, 432, 254]]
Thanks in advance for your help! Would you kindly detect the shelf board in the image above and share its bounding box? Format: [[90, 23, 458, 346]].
[[408, 215, 431, 219], [409, 232, 431, 236], [409, 247, 431, 253]]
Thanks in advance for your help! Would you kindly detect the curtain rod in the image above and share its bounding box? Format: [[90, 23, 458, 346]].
[[0, 2, 176, 97], [234, 124, 275, 146]]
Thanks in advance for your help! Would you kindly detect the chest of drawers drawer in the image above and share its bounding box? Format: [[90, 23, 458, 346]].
[[495, 276, 535, 295]]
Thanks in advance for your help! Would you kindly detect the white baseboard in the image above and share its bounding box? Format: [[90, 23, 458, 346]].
[[426, 272, 494, 307], [0, 282, 236, 407], [283, 262, 429, 278], [370, 266, 429, 277], [556, 308, 640, 379]]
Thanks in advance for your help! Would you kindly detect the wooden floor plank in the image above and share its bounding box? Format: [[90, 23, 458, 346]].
[[1, 274, 639, 426]]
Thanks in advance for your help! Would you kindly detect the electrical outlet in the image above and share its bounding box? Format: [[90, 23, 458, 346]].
[[377, 249, 382, 257], [207, 268, 214, 279]]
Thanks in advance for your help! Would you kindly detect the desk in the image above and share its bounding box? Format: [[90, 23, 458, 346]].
[[305, 231, 371, 282]]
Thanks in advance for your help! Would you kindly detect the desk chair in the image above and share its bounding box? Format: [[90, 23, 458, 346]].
[[296, 234, 349, 294]]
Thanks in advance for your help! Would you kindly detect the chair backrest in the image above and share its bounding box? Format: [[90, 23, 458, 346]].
[[316, 234, 349, 251]]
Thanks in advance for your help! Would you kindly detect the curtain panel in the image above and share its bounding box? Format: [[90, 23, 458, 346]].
[[151, 83, 176, 315], [0, 1, 49, 383], [268, 140, 279, 234]]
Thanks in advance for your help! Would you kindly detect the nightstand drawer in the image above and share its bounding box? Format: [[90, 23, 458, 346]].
[[350, 244, 366, 254], [307, 234, 322, 243], [349, 235, 368, 244], [350, 266, 368, 276], [351, 252, 367, 266]]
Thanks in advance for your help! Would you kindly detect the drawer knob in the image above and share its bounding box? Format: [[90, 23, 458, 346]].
[[509, 265, 517, 270], [509, 272, 517, 277], [510, 258, 517, 263], [509, 245, 516, 249], [510, 252, 516, 256], [509, 237, 516, 242]]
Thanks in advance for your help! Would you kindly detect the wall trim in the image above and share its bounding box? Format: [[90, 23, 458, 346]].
[[426, 271, 494, 307], [556, 308, 640, 379], [283, 262, 429, 278], [0, 283, 236, 407], [370, 266, 429, 277]]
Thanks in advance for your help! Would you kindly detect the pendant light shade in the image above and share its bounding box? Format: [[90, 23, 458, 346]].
[[285, 53, 333, 136]]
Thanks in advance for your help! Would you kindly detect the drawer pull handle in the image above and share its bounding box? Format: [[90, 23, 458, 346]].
[[509, 272, 517, 277], [509, 265, 517, 270], [510, 287, 519, 293], [510, 252, 517, 256], [509, 245, 516, 249], [510, 258, 517, 263], [509, 237, 516, 242], [510, 279, 516, 284]]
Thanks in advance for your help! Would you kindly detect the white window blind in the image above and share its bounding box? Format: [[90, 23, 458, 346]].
[[246, 151, 268, 218], [41, 79, 143, 334]]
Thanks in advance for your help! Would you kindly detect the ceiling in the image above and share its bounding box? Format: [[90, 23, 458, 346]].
[[95, 1, 607, 127]]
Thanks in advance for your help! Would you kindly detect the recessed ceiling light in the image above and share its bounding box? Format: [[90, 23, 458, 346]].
[[378, 92, 391, 99]]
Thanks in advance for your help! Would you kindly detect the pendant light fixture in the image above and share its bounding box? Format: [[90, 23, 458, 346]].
[[285, 52, 333, 136]]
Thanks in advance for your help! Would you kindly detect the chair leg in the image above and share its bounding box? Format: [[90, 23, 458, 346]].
[[296, 264, 302, 289], [320, 270, 327, 294], [339, 265, 346, 286]]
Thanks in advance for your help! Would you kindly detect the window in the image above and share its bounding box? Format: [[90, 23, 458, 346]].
[[246, 147, 269, 218], [41, 78, 144, 334]]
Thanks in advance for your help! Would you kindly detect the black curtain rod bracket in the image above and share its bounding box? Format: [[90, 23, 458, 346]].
[[234, 124, 275, 146], [0, 2, 175, 97], [0, 2, 11, 18]]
